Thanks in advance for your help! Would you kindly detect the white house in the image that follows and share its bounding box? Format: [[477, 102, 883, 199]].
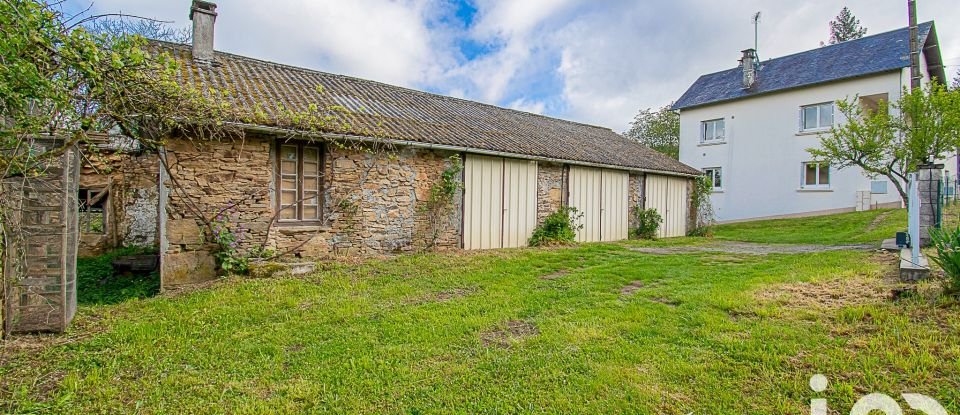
[[674, 22, 951, 222]]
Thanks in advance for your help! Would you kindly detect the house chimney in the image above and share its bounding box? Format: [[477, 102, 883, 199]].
[[189, 1, 217, 62], [740, 48, 757, 89]]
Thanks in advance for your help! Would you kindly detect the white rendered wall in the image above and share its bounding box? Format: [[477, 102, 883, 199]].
[[679, 63, 957, 222]]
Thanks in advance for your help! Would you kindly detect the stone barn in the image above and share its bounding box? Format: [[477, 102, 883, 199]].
[[79, 1, 702, 292]]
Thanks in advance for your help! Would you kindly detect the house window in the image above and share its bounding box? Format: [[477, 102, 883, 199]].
[[800, 102, 834, 131], [78, 188, 107, 234], [700, 119, 725, 143], [277, 142, 323, 222], [703, 167, 722, 190], [802, 162, 830, 188], [859, 93, 889, 114]]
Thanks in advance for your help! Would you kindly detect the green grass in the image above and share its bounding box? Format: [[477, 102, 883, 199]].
[[713, 208, 907, 245], [76, 247, 160, 305], [2, 231, 958, 414]]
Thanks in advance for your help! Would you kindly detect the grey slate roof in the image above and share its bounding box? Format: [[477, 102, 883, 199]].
[[673, 22, 944, 111], [157, 42, 700, 176]]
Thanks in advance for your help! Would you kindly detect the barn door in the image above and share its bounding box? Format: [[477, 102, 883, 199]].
[[569, 167, 629, 242], [463, 155, 537, 250], [600, 170, 629, 241], [569, 166, 602, 242], [502, 158, 538, 248], [645, 175, 688, 238]]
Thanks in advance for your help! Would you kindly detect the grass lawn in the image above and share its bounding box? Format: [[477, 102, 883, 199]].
[[712, 208, 907, 245], [2, 210, 959, 414]]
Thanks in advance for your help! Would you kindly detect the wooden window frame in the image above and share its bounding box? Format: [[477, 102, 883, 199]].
[[78, 188, 108, 234], [275, 142, 324, 224]]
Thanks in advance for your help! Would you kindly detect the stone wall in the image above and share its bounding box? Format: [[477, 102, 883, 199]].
[[79, 150, 160, 256], [536, 163, 566, 223], [160, 135, 462, 286], [627, 173, 645, 232]]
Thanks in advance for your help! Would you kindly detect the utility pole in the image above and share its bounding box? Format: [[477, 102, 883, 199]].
[[908, 0, 921, 89]]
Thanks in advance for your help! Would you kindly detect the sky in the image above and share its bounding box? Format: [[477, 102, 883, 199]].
[[60, 0, 960, 132]]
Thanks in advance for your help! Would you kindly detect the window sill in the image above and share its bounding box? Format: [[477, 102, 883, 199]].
[[796, 188, 832, 193], [698, 141, 727, 147], [276, 223, 331, 235], [796, 129, 830, 137], [711, 189, 725, 193]]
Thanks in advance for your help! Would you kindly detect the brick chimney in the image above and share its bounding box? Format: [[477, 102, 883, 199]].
[[189, 1, 217, 62], [740, 48, 757, 89]]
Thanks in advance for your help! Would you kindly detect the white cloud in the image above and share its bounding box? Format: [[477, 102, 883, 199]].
[[507, 98, 546, 115], [68, 0, 960, 131]]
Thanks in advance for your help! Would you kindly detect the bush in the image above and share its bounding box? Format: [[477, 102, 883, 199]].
[[929, 226, 960, 295], [631, 207, 662, 240], [77, 246, 160, 305], [529, 206, 583, 246]]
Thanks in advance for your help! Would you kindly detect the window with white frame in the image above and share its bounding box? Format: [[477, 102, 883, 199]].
[[700, 119, 725, 143], [703, 167, 722, 190], [800, 102, 834, 131], [801, 162, 830, 189]]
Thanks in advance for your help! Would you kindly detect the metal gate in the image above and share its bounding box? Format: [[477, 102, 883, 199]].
[[463, 155, 537, 250], [645, 175, 688, 238]]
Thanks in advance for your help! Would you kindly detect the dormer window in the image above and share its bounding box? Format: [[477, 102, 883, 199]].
[[700, 119, 725, 143]]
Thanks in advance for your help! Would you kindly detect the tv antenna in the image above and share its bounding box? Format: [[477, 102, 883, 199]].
[[752, 11, 762, 63]]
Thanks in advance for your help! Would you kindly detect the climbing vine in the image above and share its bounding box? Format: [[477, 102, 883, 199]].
[[420, 155, 463, 250], [688, 175, 716, 236]]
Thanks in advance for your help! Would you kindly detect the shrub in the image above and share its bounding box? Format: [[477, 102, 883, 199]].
[[529, 206, 583, 246], [929, 226, 960, 295], [77, 246, 159, 305], [631, 207, 662, 239]]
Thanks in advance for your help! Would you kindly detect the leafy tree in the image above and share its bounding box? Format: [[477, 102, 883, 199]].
[[623, 105, 679, 159], [828, 7, 867, 44], [808, 83, 960, 204]]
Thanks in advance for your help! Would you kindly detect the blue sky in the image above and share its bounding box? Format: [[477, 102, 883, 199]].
[[60, 0, 960, 131]]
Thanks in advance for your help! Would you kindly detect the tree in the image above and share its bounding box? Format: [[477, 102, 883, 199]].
[[86, 16, 191, 44], [829, 7, 867, 44], [623, 105, 680, 159], [952, 69, 960, 90], [808, 83, 960, 204]]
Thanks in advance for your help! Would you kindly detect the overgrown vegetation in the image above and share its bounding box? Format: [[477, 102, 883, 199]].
[[76, 247, 159, 305], [928, 226, 960, 295], [421, 155, 463, 250], [529, 206, 582, 246], [688, 175, 715, 236], [630, 207, 661, 240]]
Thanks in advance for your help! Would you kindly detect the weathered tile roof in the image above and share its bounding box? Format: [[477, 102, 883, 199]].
[[157, 42, 700, 176], [673, 22, 944, 111]]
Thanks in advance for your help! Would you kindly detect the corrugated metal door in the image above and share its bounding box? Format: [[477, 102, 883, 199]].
[[464, 155, 503, 250], [600, 170, 629, 241], [569, 166, 602, 242], [463, 155, 537, 250], [645, 175, 688, 238], [502, 158, 538, 248]]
